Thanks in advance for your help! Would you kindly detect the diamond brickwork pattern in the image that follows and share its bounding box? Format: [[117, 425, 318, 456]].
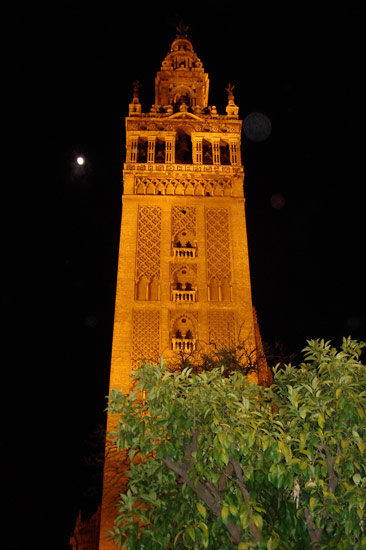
[[136, 206, 161, 280], [206, 208, 231, 282], [209, 311, 236, 349], [132, 309, 160, 369], [171, 206, 196, 238]]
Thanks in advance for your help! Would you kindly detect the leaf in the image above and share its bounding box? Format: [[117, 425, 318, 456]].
[[353, 473, 362, 485], [218, 432, 228, 448], [186, 525, 195, 542], [198, 522, 209, 548], [267, 533, 280, 550], [238, 544, 250, 550], [299, 432, 307, 447], [253, 513, 263, 531], [299, 406, 308, 419], [278, 441, 292, 462], [240, 508, 250, 529], [317, 413, 325, 429], [196, 502, 207, 519], [221, 505, 229, 524], [309, 497, 318, 510], [229, 504, 238, 516]]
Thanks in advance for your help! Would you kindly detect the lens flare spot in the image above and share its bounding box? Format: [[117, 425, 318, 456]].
[[270, 193, 286, 210], [243, 112, 272, 142]]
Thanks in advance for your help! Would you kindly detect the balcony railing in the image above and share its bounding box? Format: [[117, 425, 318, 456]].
[[173, 247, 196, 258], [171, 290, 196, 302], [171, 338, 196, 352]]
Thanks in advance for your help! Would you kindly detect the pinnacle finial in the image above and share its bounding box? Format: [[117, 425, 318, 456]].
[[176, 19, 189, 38]]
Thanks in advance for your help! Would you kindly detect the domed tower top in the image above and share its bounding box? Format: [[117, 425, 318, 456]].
[[154, 21, 210, 113]]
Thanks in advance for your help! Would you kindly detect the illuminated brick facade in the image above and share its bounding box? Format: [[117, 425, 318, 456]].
[[98, 24, 271, 549]]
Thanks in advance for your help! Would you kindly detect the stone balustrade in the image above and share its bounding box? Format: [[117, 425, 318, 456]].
[[173, 247, 196, 258], [171, 289, 196, 302], [171, 338, 196, 351]]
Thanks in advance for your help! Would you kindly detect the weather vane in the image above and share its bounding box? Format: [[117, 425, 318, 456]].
[[176, 19, 189, 38]]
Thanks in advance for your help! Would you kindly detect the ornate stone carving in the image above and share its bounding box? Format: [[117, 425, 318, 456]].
[[206, 208, 232, 283], [209, 311, 236, 349], [135, 206, 161, 281], [135, 177, 232, 196], [132, 309, 160, 369], [171, 205, 196, 237]]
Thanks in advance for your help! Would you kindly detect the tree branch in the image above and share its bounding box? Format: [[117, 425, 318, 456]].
[[319, 442, 338, 494], [162, 453, 242, 544], [218, 462, 234, 492], [231, 459, 260, 543], [304, 508, 322, 547], [302, 443, 339, 547]]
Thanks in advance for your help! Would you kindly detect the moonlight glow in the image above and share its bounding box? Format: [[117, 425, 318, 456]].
[[76, 156, 85, 165]]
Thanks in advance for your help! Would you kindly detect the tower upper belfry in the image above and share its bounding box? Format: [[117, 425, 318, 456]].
[[155, 26, 209, 112]]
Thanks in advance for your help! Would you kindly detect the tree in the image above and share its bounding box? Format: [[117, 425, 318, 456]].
[[107, 338, 366, 549]]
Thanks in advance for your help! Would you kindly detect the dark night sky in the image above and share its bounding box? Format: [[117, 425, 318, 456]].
[[2, 3, 364, 549]]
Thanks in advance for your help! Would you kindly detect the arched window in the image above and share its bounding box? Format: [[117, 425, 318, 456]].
[[155, 139, 165, 163], [136, 181, 145, 194], [175, 130, 192, 164], [136, 275, 148, 300], [209, 278, 219, 301], [202, 140, 213, 164], [146, 182, 155, 194], [149, 276, 159, 301], [137, 138, 148, 163], [220, 141, 231, 165], [221, 279, 231, 301]]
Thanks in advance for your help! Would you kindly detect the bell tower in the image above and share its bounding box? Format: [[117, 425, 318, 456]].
[[98, 23, 271, 549]]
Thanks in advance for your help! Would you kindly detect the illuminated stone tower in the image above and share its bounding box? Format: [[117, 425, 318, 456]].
[[98, 23, 271, 549]]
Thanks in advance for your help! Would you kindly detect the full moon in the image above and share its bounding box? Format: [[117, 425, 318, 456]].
[[76, 156, 85, 165]]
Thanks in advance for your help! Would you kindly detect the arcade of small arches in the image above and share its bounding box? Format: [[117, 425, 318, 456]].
[[135, 275, 231, 304], [135, 177, 232, 197]]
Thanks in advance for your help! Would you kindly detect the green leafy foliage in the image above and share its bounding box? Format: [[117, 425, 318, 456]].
[[107, 338, 366, 549]]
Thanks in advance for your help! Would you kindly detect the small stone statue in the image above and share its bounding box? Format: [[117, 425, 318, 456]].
[[132, 80, 141, 99], [225, 83, 235, 102]]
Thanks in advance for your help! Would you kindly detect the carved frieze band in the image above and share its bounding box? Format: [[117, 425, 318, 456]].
[[135, 177, 232, 196], [127, 120, 240, 133]]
